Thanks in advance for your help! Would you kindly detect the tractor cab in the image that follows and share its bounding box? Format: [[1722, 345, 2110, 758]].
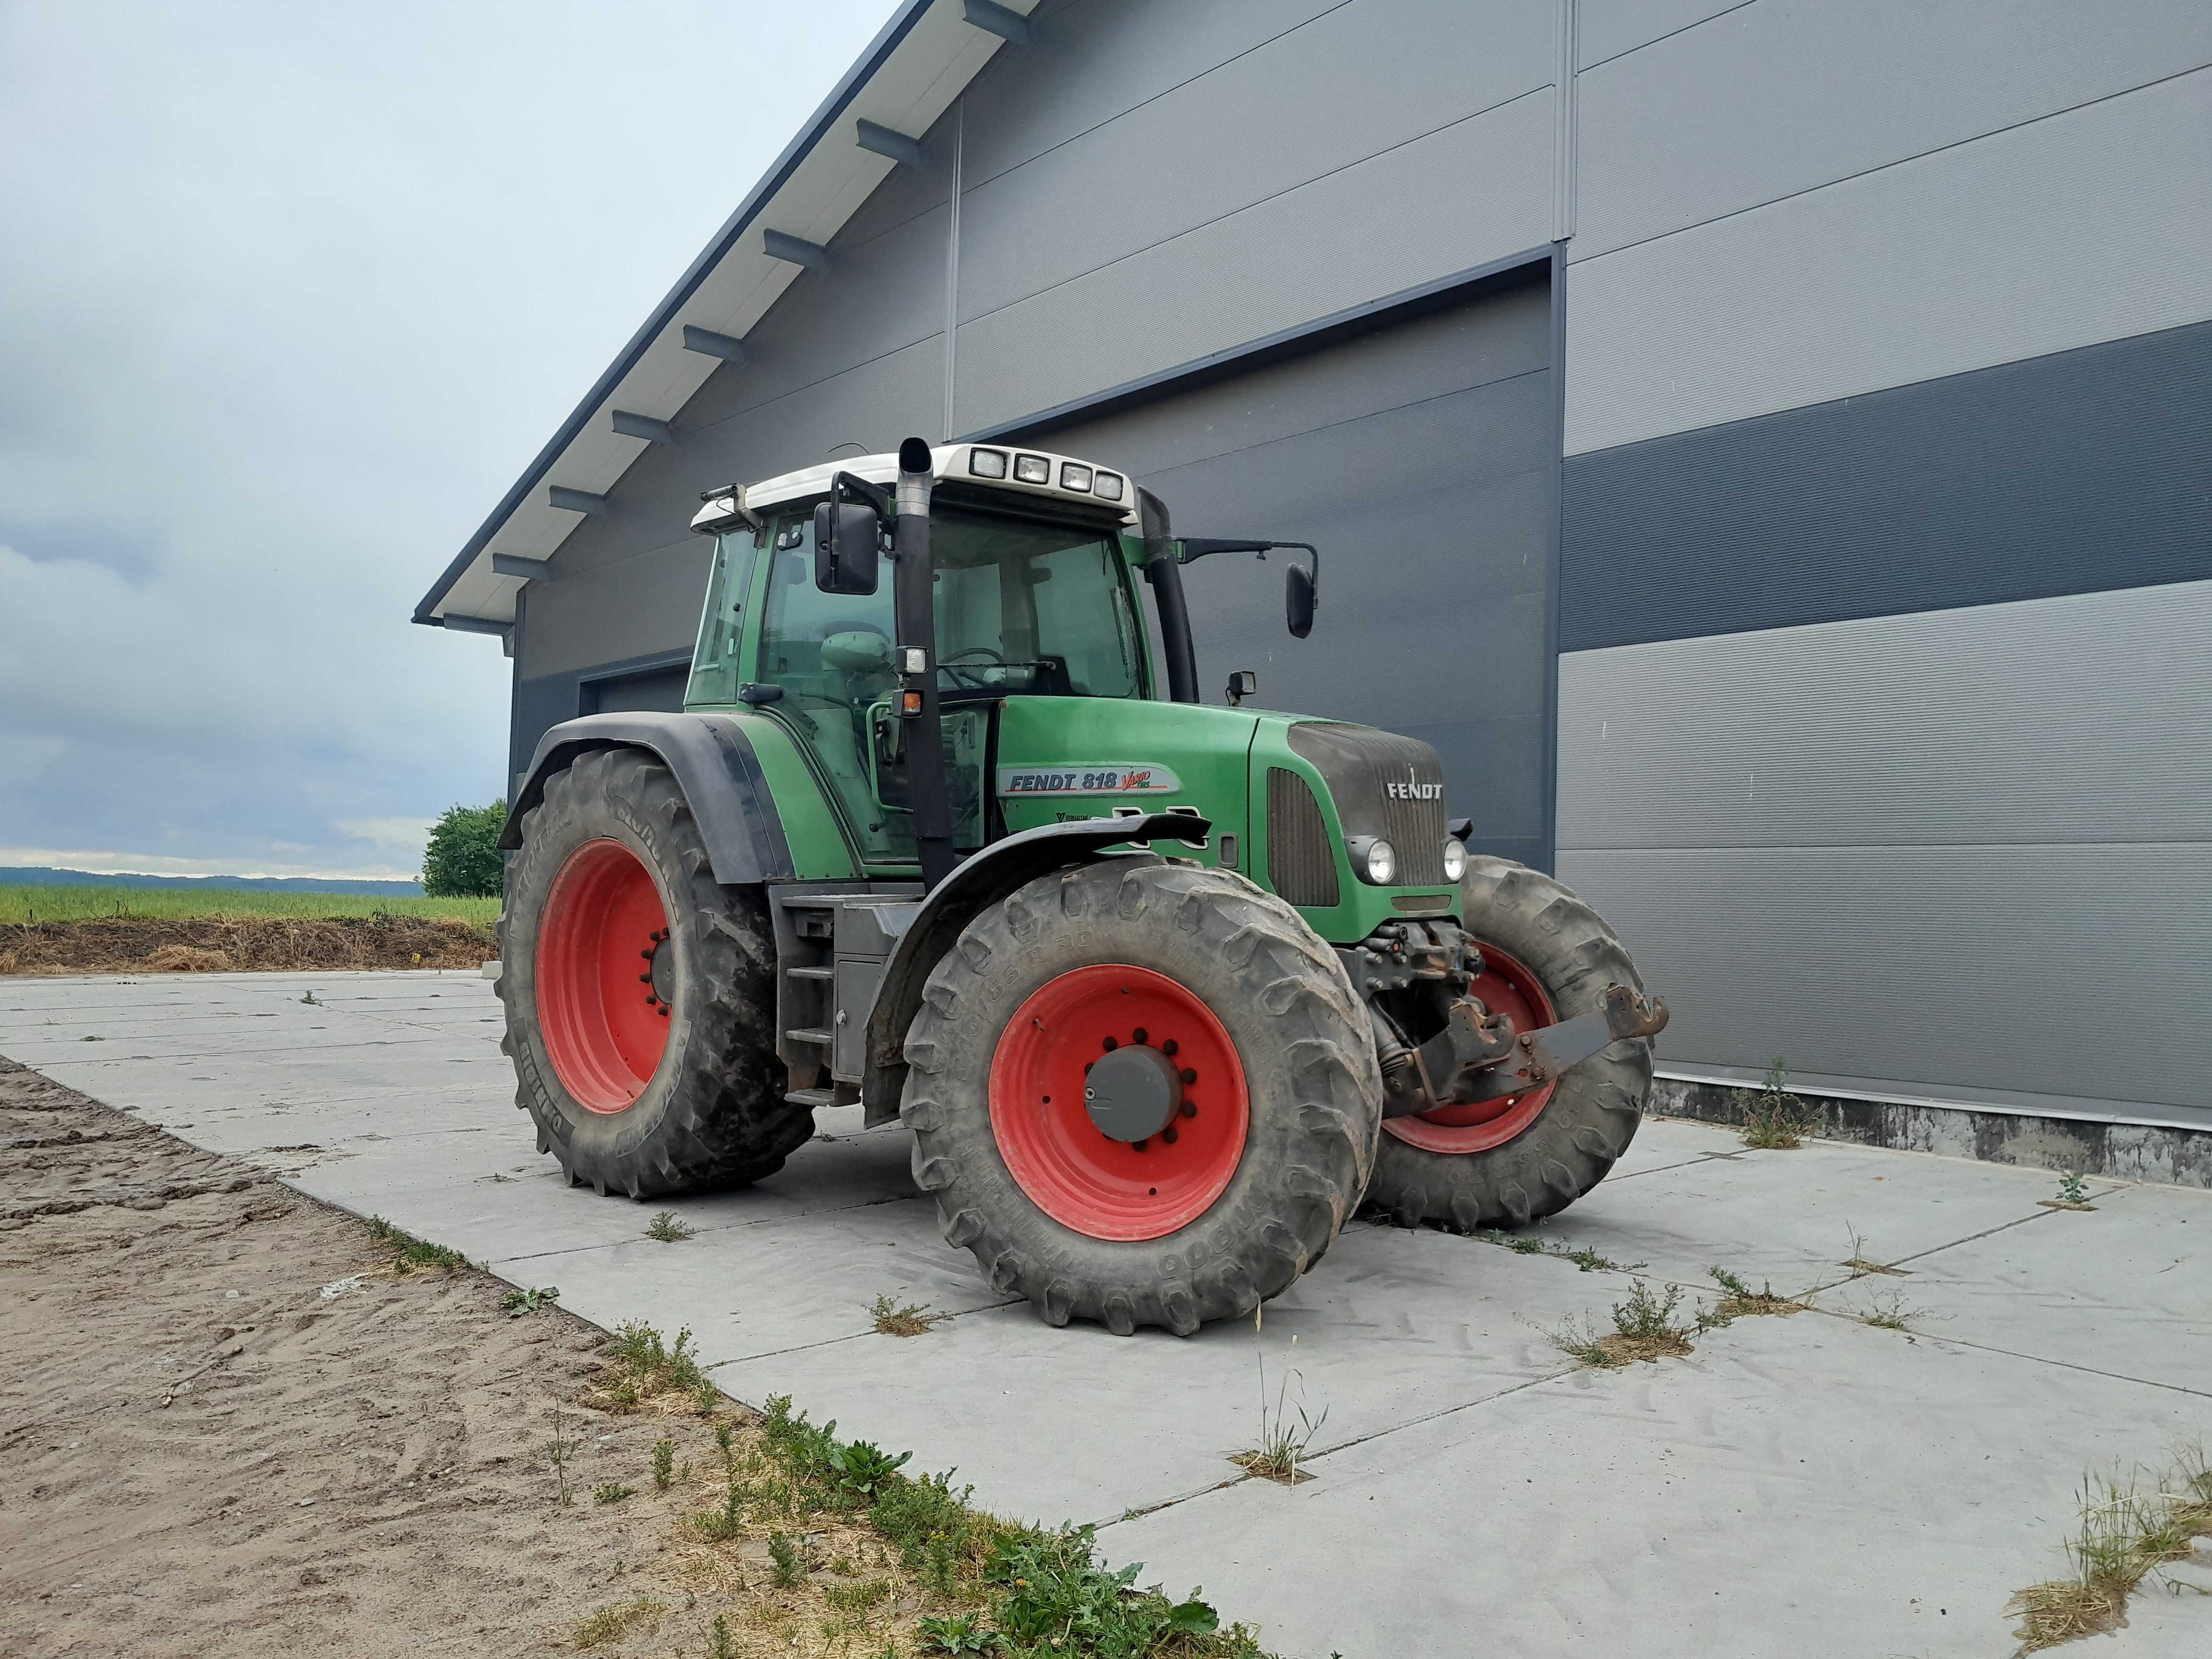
[[686, 446, 1153, 870]]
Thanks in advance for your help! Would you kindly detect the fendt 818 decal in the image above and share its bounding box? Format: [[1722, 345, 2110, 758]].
[[996, 764, 1182, 797]]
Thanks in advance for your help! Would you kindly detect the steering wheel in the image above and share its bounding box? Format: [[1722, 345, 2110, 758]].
[[939, 644, 1007, 688]]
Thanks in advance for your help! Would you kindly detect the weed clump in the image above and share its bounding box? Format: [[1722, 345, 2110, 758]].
[[1549, 1279, 1706, 1368], [500, 1284, 558, 1316], [1478, 1231, 1646, 1273], [1740, 1057, 1817, 1149], [592, 1480, 635, 1505], [650, 1436, 675, 1491], [870, 1293, 952, 1336], [1707, 1265, 1804, 1319], [367, 1215, 467, 1274], [643, 1210, 694, 1242], [1231, 1351, 1327, 1484], [570, 1595, 662, 1648], [2008, 1446, 2212, 1652], [588, 1321, 706, 1413]]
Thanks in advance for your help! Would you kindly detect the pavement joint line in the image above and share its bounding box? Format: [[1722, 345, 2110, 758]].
[[1093, 1363, 1584, 1534], [483, 1192, 929, 1265], [1789, 1300, 2212, 1401], [688, 1294, 1029, 1371], [1793, 1201, 2085, 1298]]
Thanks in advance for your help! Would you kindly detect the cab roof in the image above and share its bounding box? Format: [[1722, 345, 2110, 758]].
[[691, 442, 1135, 533]]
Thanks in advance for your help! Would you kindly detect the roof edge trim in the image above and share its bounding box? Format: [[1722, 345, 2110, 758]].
[[412, 0, 940, 625]]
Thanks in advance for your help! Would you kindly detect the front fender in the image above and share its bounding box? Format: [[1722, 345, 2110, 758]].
[[500, 712, 794, 886], [858, 811, 1211, 1124]]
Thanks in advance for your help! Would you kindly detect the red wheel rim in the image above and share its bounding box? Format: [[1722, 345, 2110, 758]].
[[988, 964, 1251, 1242], [535, 839, 673, 1112], [1382, 943, 1559, 1154]]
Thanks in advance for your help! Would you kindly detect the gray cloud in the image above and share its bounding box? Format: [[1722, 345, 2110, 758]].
[[0, 0, 899, 877]]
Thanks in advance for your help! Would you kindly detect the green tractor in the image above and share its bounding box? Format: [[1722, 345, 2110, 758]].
[[497, 436, 1667, 1335]]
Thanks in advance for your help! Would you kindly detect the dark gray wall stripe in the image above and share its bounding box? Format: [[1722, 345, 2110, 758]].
[[1560, 318, 2212, 652]]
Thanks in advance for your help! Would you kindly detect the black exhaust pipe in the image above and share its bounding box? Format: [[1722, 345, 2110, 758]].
[[893, 437, 956, 891]]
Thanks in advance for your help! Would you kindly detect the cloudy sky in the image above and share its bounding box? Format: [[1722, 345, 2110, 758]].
[[0, 0, 899, 879]]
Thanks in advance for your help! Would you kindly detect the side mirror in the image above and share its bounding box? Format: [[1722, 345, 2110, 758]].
[[1225, 670, 1257, 707], [1285, 562, 1315, 638], [813, 499, 882, 594]]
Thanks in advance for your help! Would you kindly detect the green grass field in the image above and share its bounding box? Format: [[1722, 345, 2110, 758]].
[[0, 885, 501, 929]]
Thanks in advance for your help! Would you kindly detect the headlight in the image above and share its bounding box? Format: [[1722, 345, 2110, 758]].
[[1363, 838, 1396, 885], [1442, 836, 1467, 883], [1013, 453, 1051, 485], [968, 447, 1008, 479]]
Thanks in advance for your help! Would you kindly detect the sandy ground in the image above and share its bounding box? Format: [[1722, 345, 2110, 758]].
[[0, 1056, 727, 1658]]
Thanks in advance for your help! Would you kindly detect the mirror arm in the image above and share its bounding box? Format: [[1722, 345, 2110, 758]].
[[831, 470, 893, 523], [1180, 537, 1320, 599]]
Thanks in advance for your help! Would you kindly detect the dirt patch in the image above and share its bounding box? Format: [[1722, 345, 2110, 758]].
[[0, 914, 492, 976], [0, 1056, 721, 1657], [0, 1060, 1271, 1659]]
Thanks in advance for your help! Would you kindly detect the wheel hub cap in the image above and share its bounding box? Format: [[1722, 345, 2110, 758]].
[[1083, 1044, 1185, 1142]]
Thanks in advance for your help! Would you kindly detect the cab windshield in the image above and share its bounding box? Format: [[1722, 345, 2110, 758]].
[[702, 504, 1143, 863]]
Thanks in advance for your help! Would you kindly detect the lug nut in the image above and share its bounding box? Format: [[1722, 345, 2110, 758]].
[[1180, 1068, 1197, 1085], [1162, 1039, 1178, 1057], [1132, 1027, 1147, 1044], [1162, 1127, 1178, 1144], [1179, 1102, 1197, 1118], [1131, 1138, 1148, 1152], [1102, 1036, 1118, 1052]]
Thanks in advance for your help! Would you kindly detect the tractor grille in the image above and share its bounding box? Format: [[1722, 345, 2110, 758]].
[[1266, 768, 1340, 908], [1286, 722, 1449, 886]]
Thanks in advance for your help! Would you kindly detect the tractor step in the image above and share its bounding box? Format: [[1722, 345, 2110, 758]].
[[785, 1027, 833, 1046], [783, 1087, 841, 1108], [787, 965, 834, 980]]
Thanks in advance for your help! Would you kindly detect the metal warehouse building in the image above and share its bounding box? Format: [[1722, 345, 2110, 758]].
[[417, 0, 2212, 1172]]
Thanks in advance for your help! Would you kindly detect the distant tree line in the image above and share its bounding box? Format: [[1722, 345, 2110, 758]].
[[422, 802, 505, 898]]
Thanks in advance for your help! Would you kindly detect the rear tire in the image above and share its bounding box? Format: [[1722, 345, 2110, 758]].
[[902, 858, 1382, 1335], [499, 748, 810, 1198], [1363, 855, 1651, 1231]]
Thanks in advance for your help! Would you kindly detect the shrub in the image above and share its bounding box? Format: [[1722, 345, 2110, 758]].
[[421, 801, 506, 898]]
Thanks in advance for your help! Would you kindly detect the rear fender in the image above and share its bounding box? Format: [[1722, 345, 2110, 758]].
[[858, 811, 1211, 1125], [500, 713, 794, 885]]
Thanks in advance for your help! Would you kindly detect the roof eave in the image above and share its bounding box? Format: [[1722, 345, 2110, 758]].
[[412, 0, 940, 626]]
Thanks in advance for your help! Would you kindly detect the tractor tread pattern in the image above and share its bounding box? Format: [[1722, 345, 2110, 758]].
[[499, 748, 810, 1198], [902, 859, 1382, 1335], [1364, 854, 1653, 1231]]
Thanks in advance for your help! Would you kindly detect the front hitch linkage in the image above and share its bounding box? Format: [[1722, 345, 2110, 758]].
[[1382, 983, 1671, 1119]]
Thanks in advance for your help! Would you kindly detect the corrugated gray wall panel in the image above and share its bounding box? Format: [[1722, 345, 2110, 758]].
[[1559, 578, 2212, 851], [1556, 579, 2212, 1120], [956, 86, 1553, 434], [1574, 0, 2212, 263], [1564, 67, 2212, 454], [958, 0, 1344, 187], [1561, 319, 2212, 650], [1034, 276, 1556, 866], [955, 0, 1553, 325], [1576, 0, 1743, 70], [1555, 843, 2212, 1120], [517, 541, 715, 683]]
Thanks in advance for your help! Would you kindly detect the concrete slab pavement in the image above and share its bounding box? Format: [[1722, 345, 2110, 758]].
[[5, 969, 2208, 1658]]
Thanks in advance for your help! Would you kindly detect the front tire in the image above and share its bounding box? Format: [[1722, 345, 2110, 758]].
[[1364, 856, 1652, 1231], [901, 858, 1382, 1335], [500, 747, 810, 1198]]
